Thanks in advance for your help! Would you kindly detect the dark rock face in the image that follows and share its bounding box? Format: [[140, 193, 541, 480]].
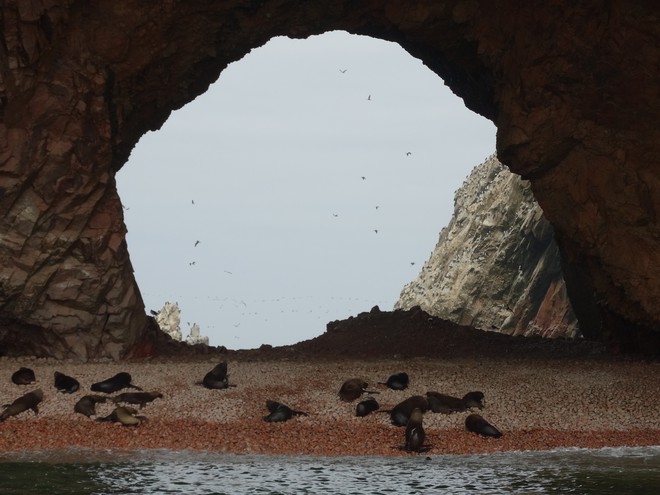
[[1, 1, 658, 358]]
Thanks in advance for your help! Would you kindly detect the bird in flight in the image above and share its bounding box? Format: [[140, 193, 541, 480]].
[[406, 151, 412, 156], [361, 176, 366, 180], [367, 94, 372, 101], [194, 240, 200, 247], [191, 199, 195, 205], [189, 261, 196, 266], [332, 213, 339, 217], [374, 229, 379, 234], [339, 69, 347, 73]]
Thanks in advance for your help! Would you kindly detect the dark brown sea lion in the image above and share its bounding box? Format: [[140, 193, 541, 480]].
[[54, 371, 80, 394], [462, 391, 485, 409], [355, 396, 380, 417], [426, 391, 484, 414], [0, 389, 44, 421], [11, 367, 35, 385], [388, 395, 429, 426], [91, 372, 142, 394], [465, 414, 502, 438], [112, 391, 163, 408], [96, 406, 145, 426], [74, 395, 108, 417], [338, 378, 379, 402], [263, 400, 308, 422], [379, 372, 409, 391], [404, 407, 429, 453], [202, 362, 235, 389]]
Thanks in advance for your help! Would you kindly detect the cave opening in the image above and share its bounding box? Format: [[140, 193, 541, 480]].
[[116, 31, 495, 350]]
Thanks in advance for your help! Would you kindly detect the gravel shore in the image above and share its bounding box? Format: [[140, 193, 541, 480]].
[[1, 355, 658, 456]]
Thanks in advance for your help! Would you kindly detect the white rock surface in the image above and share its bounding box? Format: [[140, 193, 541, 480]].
[[155, 302, 182, 341], [396, 155, 579, 338], [186, 323, 209, 346]]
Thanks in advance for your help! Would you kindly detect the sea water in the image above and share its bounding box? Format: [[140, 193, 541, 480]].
[[1, 446, 659, 494]]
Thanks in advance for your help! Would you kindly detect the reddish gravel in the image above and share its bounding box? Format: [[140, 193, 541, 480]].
[[1, 308, 658, 456]]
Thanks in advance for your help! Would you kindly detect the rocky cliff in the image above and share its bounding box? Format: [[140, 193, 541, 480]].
[[1, 1, 659, 359], [396, 155, 579, 338]]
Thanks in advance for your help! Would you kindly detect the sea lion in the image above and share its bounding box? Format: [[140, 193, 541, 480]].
[[426, 391, 484, 414], [355, 396, 380, 417], [465, 414, 502, 438], [388, 395, 429, 426], [11, 367, 35, 385], [96, 406, 145, 426], [404, 408, 429, 453], [91, 372, 142, 394], [338, 378, 379, 402], [379, 372, 409, 391], [74, 395, 108, 418], [263, 400, 308, 422], [112, 391, 163, 408], [462, 391, 485, 409], [0, 389, 44, 421], [54, 371, 80, 394], [202, 362, 234, 389]]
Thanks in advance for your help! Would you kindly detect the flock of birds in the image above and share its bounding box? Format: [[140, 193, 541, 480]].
[[1, 364, 502, 453]]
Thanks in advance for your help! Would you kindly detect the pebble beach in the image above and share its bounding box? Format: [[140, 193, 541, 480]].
[[1, 355, 659, 456]]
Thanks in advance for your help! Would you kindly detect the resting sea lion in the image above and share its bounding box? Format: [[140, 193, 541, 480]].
[[426, 391, 484, 414], [112, 391, 163, 408], [465, 414, 502, 438], [74, 395, 108, 417], [96, 406, 145, 426], [202, 362, 235, 389], [11, 367, 36, 385], [462, 391, 485, 409], [91, 372, 142, 393], [338, 378, 379, 402], [0, 389, 44, 421], [379, 372, 409, 391], [387, 395, 429, 426], [355, 396, 380, 417], [404, 408, 429, 453], [263, 400, 308, 422], [54, 371, 80, 394]]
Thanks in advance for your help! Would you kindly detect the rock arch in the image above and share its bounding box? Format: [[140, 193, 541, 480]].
[[1, 1, 658, 358]]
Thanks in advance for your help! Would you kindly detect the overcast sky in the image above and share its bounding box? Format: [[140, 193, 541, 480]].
[[116, 31, 496, 350]]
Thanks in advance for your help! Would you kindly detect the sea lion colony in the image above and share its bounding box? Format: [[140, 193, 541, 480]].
[[1, 363, 501, 453]]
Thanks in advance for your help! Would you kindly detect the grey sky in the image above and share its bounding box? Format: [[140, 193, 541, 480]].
[[116, 31, 496, 349]]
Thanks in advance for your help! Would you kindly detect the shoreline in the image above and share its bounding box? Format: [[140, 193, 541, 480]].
[[1, 356, 659, 457]]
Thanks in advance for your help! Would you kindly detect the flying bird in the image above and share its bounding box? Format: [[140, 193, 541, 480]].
[[374, 229, 379, 234], [339, 69, 347, 73], [189, 261, 196, 266], [191, 199, 195, 205], [406, 151, 412, 156], [367, 94, 371, 101], [361, 176, 366, 180], [332, 213, 339, 217], [194, 240, 200, 247]]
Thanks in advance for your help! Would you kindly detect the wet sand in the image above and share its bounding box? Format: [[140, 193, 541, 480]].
[[1, 356, 658, 456]]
